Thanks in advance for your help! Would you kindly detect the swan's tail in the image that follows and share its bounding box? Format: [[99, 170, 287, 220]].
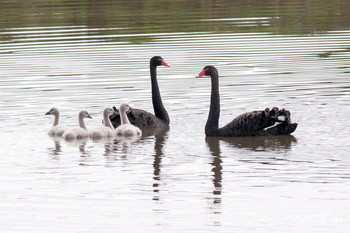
[[264, 107, 298, 135], [91, 130, 103, 139], [55, 128, 66, 137], [63, 131, 77, 140]]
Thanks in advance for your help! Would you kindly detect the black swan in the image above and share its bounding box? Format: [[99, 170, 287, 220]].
[[196, 66, 298, 137], [115, 103, 142, 137], [110, 56, 170, 129]]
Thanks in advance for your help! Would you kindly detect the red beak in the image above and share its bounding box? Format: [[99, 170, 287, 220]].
[[196, 68, 207, 78], [161, 59, 170, 67]]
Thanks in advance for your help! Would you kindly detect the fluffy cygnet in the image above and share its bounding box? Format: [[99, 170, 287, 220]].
[[90, 107, 116, 139], [62, 110, 92, 140], [45, 107, 67, 137], [115, 103, 142, 137]]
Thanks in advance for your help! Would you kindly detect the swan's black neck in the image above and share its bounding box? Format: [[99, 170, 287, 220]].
[[150, 65, 170, 125], [205, 69, 220, 136]]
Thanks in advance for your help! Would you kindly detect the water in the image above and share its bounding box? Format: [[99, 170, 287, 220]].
[[1, 1, 350, 232]]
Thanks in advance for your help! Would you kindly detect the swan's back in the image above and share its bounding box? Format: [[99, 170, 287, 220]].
[[62, 129, 77, 140], [91, 127, 115, 139], [110, 107, 166, 129], [218, 107, 297, 136], [49, 125, 67, 137], [115, 124, 142, 137], [63, 127, 90, 140], [90, 128, 103, 139]]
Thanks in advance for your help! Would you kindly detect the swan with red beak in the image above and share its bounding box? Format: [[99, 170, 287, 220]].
[[196, 65, 298, 137], [110, 56, 171, 130]]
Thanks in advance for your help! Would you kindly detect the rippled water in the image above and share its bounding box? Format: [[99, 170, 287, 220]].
[[1, 1, 350, 232]]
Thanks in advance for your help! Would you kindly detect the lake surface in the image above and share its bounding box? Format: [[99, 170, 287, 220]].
[[1, 1, 350, 232]]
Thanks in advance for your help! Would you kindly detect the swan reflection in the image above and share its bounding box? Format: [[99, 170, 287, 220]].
[[212, 135, 297, 151], [47, 136, 89, 158], [47, 136, 63, 157], [205, 137, 223, 205], [65, 137, 89, 156], [205, 134, 297, 205], [151, 128, 169, 201], [114, 135, 141, 154]]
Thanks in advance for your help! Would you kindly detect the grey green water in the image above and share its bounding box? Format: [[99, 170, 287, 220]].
[[1, 1, 350, 232]]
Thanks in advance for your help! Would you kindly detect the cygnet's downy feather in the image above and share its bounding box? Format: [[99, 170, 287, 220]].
[[45, 107, 67, 137], [63, 110, 92, 140], [91, 107, 117, 139], [115, 103, 142, 137]]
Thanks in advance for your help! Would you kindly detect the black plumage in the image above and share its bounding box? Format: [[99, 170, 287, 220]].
[[110, 56, 170, 129], [110, 106, 168, 129], [196, 65, 298, 137]]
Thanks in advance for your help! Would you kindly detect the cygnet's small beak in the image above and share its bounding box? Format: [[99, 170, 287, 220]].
[[88, 115, 93, 119], [113, 111, 119, 115], [45, 111, 51, 115]]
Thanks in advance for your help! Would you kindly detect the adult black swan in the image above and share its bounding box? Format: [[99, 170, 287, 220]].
[[110, 56, 170, 129], [196, 66, 298, 137]]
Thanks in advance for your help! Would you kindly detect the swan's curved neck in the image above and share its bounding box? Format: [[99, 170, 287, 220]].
[[53, 112, 60, 126], [120, 109, 130, 125], [150, 65, 170, 124], [103, 113, 113, 129], [205, 70, 220, 136], [79, 115, 87, 130]]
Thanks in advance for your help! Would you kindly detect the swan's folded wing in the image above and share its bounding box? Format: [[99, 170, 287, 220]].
[[219, 109, 271, 136], [218, 107, 298, 136], [110, 108, 163, 129]]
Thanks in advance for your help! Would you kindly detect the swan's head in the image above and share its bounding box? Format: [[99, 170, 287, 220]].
[[119, 103, 130, 113], [79, 110, 92, 119], [45, 107, 59, 116], [196, 65, 218, 78], [103, 107, 118, 117], [150, 56, 170, 67]]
